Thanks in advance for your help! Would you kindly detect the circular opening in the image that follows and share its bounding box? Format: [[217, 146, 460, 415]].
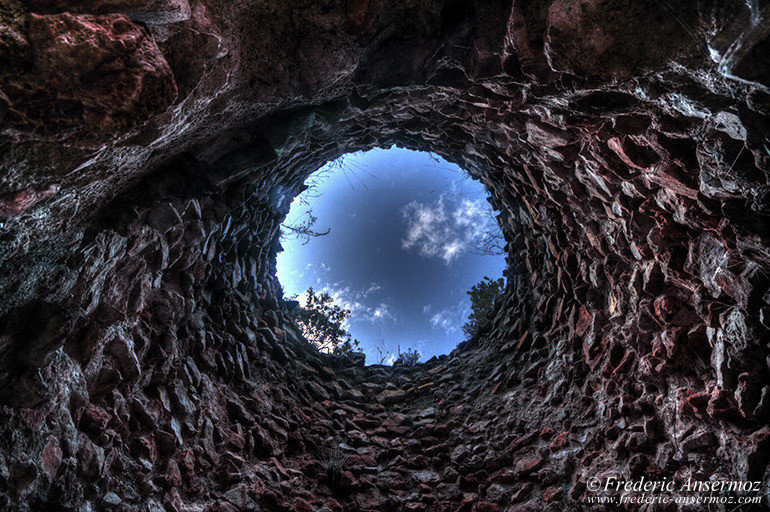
[[277, 147, 506, 364]]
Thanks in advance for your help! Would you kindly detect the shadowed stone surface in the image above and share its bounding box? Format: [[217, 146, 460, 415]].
[[1, 0, 769, 510]]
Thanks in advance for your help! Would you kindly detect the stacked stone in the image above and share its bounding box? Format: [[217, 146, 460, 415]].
[[1, 0, 769, 510]]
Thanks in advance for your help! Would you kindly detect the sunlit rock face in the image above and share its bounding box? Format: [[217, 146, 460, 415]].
[[1, 0, 769, 510]]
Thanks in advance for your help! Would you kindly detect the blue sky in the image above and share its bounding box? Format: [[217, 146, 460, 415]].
[[276, 147, 506, 364]]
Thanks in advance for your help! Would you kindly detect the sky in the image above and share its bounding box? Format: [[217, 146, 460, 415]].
[[276, 147, 506, 364]]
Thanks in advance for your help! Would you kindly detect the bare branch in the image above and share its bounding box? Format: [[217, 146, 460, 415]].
[[470, 207, 507, 256], [281, 211, 330, 245], [470, 230, 506, 256]]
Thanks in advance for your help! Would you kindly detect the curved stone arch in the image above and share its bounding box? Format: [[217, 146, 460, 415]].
[[0, 0, 769, 510]]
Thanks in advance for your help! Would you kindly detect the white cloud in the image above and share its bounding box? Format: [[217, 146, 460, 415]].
[[428, 301, 470, 334], [401, 196, 491, 264], [430, 310, 457, 332], [372, 303, 393, 320], [364, 283, 382, 297], [306, 283, 395, 324], [306, 262, 330, 273]]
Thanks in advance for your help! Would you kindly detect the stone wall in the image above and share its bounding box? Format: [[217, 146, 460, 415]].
[[1, 0, 769, 510]]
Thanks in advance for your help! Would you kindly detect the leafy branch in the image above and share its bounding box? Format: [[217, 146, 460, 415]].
[[290, 288, 361, 357], [462, 276, 506, 338]]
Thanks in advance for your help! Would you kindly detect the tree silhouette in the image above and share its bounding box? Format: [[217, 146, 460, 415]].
[[290, 288, 361, 356], [462, 276, 505, 338]]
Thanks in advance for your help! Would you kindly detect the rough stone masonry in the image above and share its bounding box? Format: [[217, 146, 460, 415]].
[[0, 0, 769, 510]]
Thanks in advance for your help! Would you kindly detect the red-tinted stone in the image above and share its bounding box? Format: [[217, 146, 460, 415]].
[[22, 12, 176, 134], [162, 459, 183, 488], [179, 449, 195, 472], [549, 432, 569, 451], [461, 469, 488, 487], [292, 497, 313, 512], [575, 307, 592, 336], [543, 486, 562, 502], [514, 457, 544, 478], [0, 185, 59, 217], [0, 3, 768, 512], [707, 388, 740, 419], [76, 435, 105, 479], [40, 436, 62, 480], [325, 498, 343, 512], [510, 483, 534, 503], [79, 404, 112, 434], [356, 488, 388, 510], [377, 389, 407, 405]]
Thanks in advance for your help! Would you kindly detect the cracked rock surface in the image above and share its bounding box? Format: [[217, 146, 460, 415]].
[[1, 0, 769, 510]]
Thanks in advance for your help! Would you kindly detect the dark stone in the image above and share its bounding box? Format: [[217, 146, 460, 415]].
[[0, 1, 768, 511]]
